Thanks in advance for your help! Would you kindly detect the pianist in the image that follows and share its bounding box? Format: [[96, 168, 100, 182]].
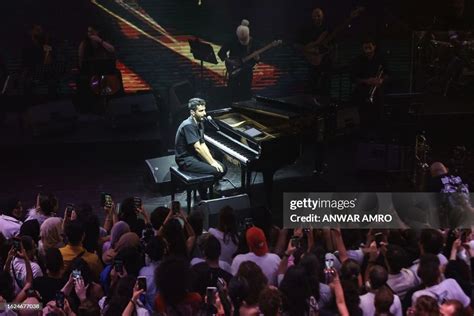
[[175, 98, 227, 198]]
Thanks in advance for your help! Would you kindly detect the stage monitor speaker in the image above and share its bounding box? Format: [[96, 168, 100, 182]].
[[144, 155, 176, 195], [26, 99, 78, 136], [107, 93, 159, 129], [197, 194, 251, 229]]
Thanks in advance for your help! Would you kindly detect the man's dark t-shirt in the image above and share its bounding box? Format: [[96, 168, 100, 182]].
[[217, 38, 259, 70], [175, 116, 204, 163], [298, 22, 330, 45], [351, 53, 389, 83]]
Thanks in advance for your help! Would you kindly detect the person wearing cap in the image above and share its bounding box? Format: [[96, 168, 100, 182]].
[[175, 97, 227, 199], [231, 226, 281, 285], [218, 19, 259, 101]]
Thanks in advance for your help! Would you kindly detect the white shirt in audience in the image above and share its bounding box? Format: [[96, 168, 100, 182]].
[[359, 291, 403, 316], [0, 215, 22, 239], [208, 228, 238, 264], [190, 257, 232, 274], [231, 252, 281, 285], [25, 208, 49, 226], [409, 253, 448, 282], [11, 257, 43, 295], [411, 278, 470, 307], [138, 261, 160, 313], [387, 268, 418, 300]]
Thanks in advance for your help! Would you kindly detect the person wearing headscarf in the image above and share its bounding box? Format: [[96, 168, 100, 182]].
[[102, 221, 130, 253], [38, 217, 64, 257], [102, 232, 140, 265]]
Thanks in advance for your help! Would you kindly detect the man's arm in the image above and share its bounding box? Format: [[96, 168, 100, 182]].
[[194, 141, 223, 172]]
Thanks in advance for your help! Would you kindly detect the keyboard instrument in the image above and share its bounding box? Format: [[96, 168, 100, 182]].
[[204, 95, 333, 203]]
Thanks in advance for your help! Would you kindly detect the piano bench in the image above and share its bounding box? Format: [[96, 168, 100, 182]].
[[170, 166, 215, 213]]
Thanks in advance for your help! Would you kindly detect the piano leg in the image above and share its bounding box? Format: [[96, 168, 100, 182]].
[[241, 166, 247, 191], [262, 170, 275, 208], [246, 169, 252, 192]]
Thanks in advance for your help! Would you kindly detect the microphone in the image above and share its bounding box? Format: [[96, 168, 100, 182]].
[[205, 115, 220, 130]]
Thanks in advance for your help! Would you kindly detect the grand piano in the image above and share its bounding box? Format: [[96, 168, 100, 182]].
[[204, 94, 333, 204]]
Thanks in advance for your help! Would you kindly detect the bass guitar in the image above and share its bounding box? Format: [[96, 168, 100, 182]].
[[225, 40, 282, 78], [301, 7, 365, 66]]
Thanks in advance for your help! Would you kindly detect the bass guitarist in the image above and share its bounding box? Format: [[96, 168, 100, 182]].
[[218, 19, 260, 102]]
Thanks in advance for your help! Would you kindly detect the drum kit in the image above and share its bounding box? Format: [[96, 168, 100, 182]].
[[414, 31, 474, 96]]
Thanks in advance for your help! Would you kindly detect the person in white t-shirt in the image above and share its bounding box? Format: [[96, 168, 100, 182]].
[[231, 226, 281, 285], [385, 244, 418, 300], [10, 236, 43, 294], [412, 254, 472, 313], [409, 229, 448, 282], [0, 198, 24, 239], [208, 206, 239, 264], [359, 265, 403, 316]]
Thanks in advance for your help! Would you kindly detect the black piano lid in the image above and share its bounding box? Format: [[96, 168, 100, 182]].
[[232, 94, 333, 119], [206, 108, 261, 152]]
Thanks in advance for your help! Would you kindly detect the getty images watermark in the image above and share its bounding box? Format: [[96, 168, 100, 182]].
[[284, 192, 474, 229]]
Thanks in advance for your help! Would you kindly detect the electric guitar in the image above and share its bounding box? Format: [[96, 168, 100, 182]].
[[301, 7, 365, 66], [225, 40, 282, 78]]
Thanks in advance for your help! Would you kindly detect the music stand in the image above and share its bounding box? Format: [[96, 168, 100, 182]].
[[188, 38, 218, 92]]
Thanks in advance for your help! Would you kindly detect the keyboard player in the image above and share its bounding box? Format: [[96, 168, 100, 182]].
[[175, 98, 228, 199]]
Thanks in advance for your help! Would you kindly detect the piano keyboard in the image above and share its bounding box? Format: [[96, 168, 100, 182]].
[[204, 131, 258, 164]]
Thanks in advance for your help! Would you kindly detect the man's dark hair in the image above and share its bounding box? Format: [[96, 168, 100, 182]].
[[259, 287, 282, 316], [204, 235, 221, 261], [368, 265, 388, 290], [116, 246, 145, 277], [155, 256, 193, 306], [20, 220, 40, 244], [417, 254, 441, 287], [145, 236, 166, 262], [385, 244, 408, 274], [45, 248, 63, 274], [65, 220, 85, 246], [38, 193, 57, 216], [420, 229, 444, 255], [1, 198, 20, 217], [20, 235, 35, 252], [236, 261, 268, 306], [374, 285, 394, 315], [279, 266, 311, 315], [188, 97, 205, 111], [218, 206, 239, 245], [150, 206, 170, 230], [361, 36, 376, 45], [78, 299, 101, 316]]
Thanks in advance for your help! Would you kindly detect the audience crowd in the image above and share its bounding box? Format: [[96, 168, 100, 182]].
[[0, 192, 473, 315]]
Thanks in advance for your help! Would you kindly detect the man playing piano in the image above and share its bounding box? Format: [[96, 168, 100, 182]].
[[175, 98, 227, 198]]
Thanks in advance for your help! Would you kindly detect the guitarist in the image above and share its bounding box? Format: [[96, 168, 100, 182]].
[[295, 8, 332, 96], [350, 37, 389, 133], [218, 19, 260, 102]]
